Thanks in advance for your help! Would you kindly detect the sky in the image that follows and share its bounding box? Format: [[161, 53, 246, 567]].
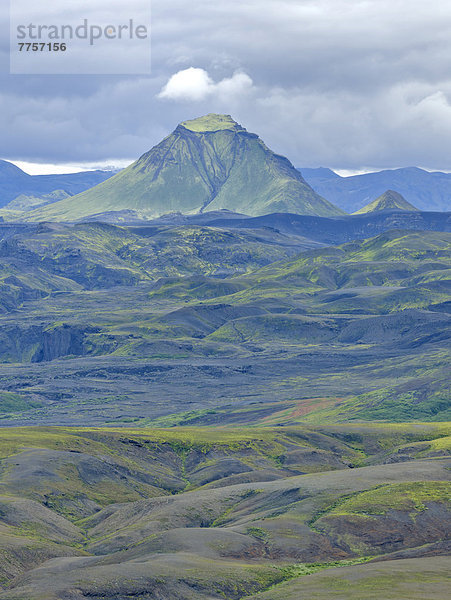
[[2, 0, 451, 174]]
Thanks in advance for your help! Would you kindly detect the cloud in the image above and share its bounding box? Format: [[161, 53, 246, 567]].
[[215, 72, 254, 98], [158, 67, 253, 101], [2, 0, 451, 172], [158, 68, 213, 100]]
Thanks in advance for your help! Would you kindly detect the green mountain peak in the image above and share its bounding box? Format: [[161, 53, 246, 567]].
[[353, 190, 419, 214], [180, 113, 243, 132], [27, 114, 344, 222]]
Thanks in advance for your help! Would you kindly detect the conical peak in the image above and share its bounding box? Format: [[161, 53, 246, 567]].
[[180, 114, 245, 133], [28, 113, 344, 221], [353, 189, 419, 214], [373, 189, 418, 210], [378, 190, 406, 203]]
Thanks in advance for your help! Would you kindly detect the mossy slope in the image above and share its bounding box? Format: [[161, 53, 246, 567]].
[[354, 190, 419, 214], [27, 114, 343, 221]]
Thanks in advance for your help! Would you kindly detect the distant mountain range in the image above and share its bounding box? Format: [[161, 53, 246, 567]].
[[24, 114, 343, 222], [0, 160, 116, 210], [300, 166, 451, 212]]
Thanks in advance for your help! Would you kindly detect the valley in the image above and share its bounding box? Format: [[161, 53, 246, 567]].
[[0, 113, 449, 599], [0, 219, 448, 426]]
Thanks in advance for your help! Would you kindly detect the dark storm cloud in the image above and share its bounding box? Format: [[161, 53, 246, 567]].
[[1, 0, 451, 169]]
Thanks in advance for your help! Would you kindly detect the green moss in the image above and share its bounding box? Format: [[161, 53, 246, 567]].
[[0, 427, 109, 459], [0, 391, 42, 413], [326, 481, 451, 517], [279, 556, 372, 579], [249, 557, 451, 600], [302, 382, 451, 423], [247, 527, 271, 541], [181, 114, 242, 132]]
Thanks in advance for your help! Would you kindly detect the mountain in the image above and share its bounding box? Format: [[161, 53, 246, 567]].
[[353, 190, 419, 214], [0, 160, 116, 209], [4, 189, 71, 211], [0, 160, 31, 200], [299, 166, 451, 212], [27, 114, 344, 222], [299, 166, 341, 180]]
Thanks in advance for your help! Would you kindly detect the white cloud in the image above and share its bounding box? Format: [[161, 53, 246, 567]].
[[158, 67, 253, 101], [215, 72, 254, 97], [158, 68, 214, 100], [11, 160, 131, 175]]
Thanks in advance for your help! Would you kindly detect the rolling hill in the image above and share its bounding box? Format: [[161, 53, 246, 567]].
[[27, 114, 344, 222], [192, 209, 451, 245], [0, 425, 449, 599]]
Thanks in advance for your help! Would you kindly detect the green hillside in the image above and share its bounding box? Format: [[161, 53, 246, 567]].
[[26, 114, 344, 222], [0, 424, 449, 598], [354, 190, 420, 214], [0, 221, 319, 313]]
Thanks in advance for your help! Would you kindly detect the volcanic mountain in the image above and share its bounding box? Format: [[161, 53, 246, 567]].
[[353, 190, 420, 214], [28, 114, 344, 221]]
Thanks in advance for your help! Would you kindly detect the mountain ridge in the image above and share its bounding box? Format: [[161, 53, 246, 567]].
[[300, 166, 451, 212], [0, 160, 116, 209]]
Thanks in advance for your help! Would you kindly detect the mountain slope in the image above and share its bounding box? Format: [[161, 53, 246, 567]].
[[0, 160, 115, 208], [354, 190, 419, 214], [299, 166, 451, 212], [4, 190, 71, 211], [0, 160, 33, 206], [27, 114, 344, 222]]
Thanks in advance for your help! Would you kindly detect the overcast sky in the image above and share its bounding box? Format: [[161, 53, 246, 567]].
[[2, 0, 451, 173]]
